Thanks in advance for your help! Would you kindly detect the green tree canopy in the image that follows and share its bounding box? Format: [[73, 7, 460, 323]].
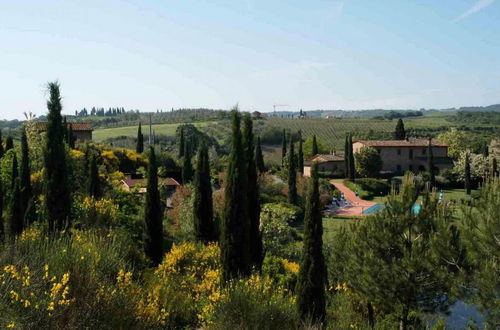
[[354, 146, 383, 178]]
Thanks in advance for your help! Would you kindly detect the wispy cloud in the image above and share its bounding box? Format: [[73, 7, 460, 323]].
[[452, 0, 497, 23]]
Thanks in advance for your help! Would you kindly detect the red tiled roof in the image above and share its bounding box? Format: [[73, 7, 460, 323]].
[[165, 178, 181, 186], [34, 121, 93, 131], [307, 152, 345, 162], [354, 139, 447, 147]]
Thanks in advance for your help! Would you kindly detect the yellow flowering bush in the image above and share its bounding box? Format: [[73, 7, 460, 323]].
[[77, 196, 118, 227], [101, 150, 120, 171], [69, 148, 85, 159]]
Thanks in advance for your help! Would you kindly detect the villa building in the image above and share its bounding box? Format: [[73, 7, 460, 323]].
[[303, 151, 345, 177]]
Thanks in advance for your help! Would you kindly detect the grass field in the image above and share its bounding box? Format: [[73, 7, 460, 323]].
[[93, 121, 215, 141]]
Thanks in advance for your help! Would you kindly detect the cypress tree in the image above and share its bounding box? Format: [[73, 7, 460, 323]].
[[296, 162, 326, 324], [394, 118, 406, 140], [288, 137, 298, 205], [43, 82, 71, 232], [221, 110, 250, 281], [0, 130, 4, 158], [10, 178, 23, 237], [243, 114, 263, 270], [465, 152, 471, 195], [88, 155, 101, 199], [193, 144, 215, 243], [20, 128, 32, 225], [178, 128, 185, 158], [255, 136, 265, 173], [11, 153, 18, 189], [0, 174, 4, 242], [62, 117, 68, 142], [427, 138, 435, 188], [281, 129, 287, 165], [136, 122, 144, 153], [5, 136, 13, 151], [344, 135, 349, 178], [312, 135, 318, 156], [144, 146, 164, 266], [182, 143, 194, 184], [492, 157, 498, 177], [67, 124, 75, 148], [297, 130, 304, 175], [348, 134, 356, 181]]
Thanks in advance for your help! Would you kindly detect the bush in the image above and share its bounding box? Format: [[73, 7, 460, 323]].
[[343, 178, 390, 200], [262, 256, 299, 291]]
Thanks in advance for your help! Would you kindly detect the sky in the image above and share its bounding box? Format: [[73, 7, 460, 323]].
[[1, 0, 499, 119]]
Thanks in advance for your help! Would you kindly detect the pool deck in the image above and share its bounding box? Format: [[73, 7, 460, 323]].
[[328, 181, 378, 216]]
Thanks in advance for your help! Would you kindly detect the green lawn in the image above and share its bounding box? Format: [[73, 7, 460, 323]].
[[322, 215, 360, 245], [93, 121, 215, 141]]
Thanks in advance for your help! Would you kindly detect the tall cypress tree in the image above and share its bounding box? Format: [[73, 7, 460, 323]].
[[0, 130, 4, 159], [297, 130, 304, 175], [43, 82, 71, 232], [20, 128, 32, 226], [136, 122, 144, 153], [182, 143, 194, 184], [11, 153, 18, 189], [178, 128, 185, 158], [296, 162, 326, 324], [10, 178, 23, 237], [255, 136, 265, 173], [193, 144, 215, 243], [144, 146, 164, 266], [281, 129, 287, 165], [348, 134, 356, 181], [492, 157, 498, 177], [344, 135, 350, 178], [288, 137, 298, 205], [88, 155, 101, 199], [67, 124, 75, 148], [0, 173, 4, 242], [465, 152, 471, 195], [221, 110, 250, 281], [5, 136, 14, 151], [427, 138, 435, 187], [394, 119, 406, 140], [62, 117, 68, 142], [312, 135, 319, 156], [243, 114, 263, 270]]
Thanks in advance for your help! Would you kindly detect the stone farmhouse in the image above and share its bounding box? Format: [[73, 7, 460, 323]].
[[303, 151, 345, 177], [35, 122, 93, 142]]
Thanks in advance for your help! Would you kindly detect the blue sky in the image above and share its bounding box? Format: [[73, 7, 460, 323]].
[[1, 0, 499, 119]]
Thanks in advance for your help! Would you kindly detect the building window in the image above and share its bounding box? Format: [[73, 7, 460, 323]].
[[409, 149, 413, 160], [422, 148, 427, 155], [397, 149, 401, 156]]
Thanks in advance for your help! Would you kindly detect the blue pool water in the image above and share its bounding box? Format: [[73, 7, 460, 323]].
[[363, 203, 384, 214], [412, 204, 422, 215]]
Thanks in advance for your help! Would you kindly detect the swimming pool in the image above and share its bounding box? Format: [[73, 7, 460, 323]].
[[363, 203, 384, 214]]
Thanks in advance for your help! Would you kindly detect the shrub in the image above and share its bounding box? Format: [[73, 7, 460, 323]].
[[262, 255, 299, 291], [343, 178, 390, 200]]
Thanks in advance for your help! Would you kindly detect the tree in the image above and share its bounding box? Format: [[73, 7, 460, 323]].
[[193, 144, 215, 243], [0, 174, 4, 242], [296, 162, 326, 324], [492, 157, 498, 177], [20, 128, 32, 226], [243, 114, 263, 270], [303, 136, 327, 159], [43, 82, 71, 232], [182, 143, 194, 184], [297, 130, 304, 175], [221, 110, 251, 281], [427, 138, 435, 187], [136, 122, 144, 153], [465, 151, 471, 195], [178, 127, 185, 158], [287, 137, 298, 205], [436, 128, 472, 159], [348, 134, 356, 181], [255, 136, 265, 173], [394, 118, 406, 140], [354, 146, 382, 178], [344, 135, 349, 178], [9, 178, 24, 237], [312, 135, 318, 156], [144, 146, 164, 266], [281, 129, 287, 165], [67, 124, 75, 149], [88, 155, 101, 199], [11, 153, 18, 189], [0, 130, 4, 159], [5, 136, 14, 151]]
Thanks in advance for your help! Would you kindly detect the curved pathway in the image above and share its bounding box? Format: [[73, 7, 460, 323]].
[[329, 180, 378, 216]]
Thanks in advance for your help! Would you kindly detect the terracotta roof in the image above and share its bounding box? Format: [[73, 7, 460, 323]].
[[165, 178, 181, 186], [121, 177, 180, 188], [354, 139, 447, 147], [34, 121, 93, 131], [308, 152, 345, 162]]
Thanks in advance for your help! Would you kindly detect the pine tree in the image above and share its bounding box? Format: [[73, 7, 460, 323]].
[[5, 136, 13, 151], [394, 118, 406, 140], [297, 130, 304, 175], [465, 151, 471, 195], [44, 82, 71, 232], [221, 110, 250, 281], [182, 143, 194, 184], [10, 178, 23, 237], [144, 146, 164, 266], [344, 135, 349, 178], [312, 135, 318, 156], [11, 153, 18, 189], [20, 128, 32, 226], [178, 128, 185, 158], [0, 130, 4, 159], [348, 134, 356, 181], [193, 144, 215, 243], [255, 136, 265, 173], [427, 138, 435, 187], [281, 128, 287, 165], [88, 155, 101, 199], [288, 137, 298, 205], [296, 162, 326, 324], [136, 122, 144, 153], [243, 114, 263, 270]]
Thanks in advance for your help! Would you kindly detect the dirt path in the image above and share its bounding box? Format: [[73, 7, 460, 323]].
[[329, 181, 378, 216]]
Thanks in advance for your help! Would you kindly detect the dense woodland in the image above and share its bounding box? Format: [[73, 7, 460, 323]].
[[0, 83, 499, 329]]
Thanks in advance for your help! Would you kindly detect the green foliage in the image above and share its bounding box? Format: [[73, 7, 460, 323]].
[[394, 118, 406, 140], [182, 143, 194, 184], [287, 137, 298, 205], [9, 178, 23, 237], [343, 178, 390, 200], [281, 129, 287, 164], [465, 152, 471, 194], [178, 126, 184, 158], [5, 136, 14, 151], [136, 122, 144, 153], [354, 146, 383, 178], [20, 128, 32, 227], [0, 130, 4, 158], [348, 134, 356, 181], [193, 144, 215, 243], [303, 135, 328, 159], [436, 128, 473, 159], [255, 136, 265, 172], [296, 162, 326, 324], [297, 131, 304, 175], [262, 256, 299, 291], [88, 154, 101, 199]]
